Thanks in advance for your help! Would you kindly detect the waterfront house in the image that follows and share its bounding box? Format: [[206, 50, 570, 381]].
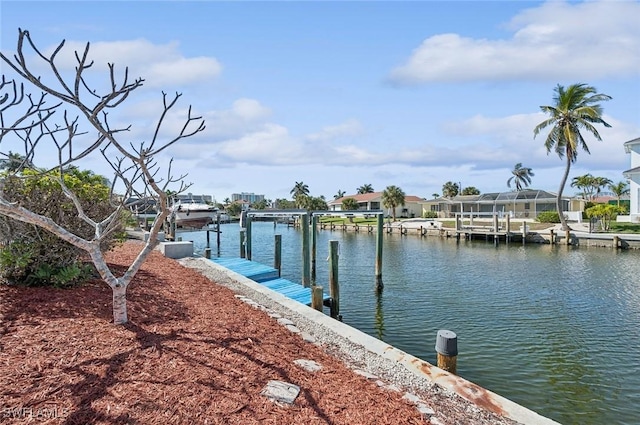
[[328, 192, 425, 218], [622, 137, 640, 222], [420, 189, 584, 220]]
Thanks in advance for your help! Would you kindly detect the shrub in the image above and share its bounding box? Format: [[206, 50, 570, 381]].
[[536, 211, 561, 223], [423, 211, 438, 219], [585, 204, 622, 232], [0, 168, 123, 286]]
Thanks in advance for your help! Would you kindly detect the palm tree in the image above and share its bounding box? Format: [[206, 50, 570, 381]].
[[609, 181, 629, 207], [357, 184, 374, 194], [571, 173, 596, 200], [334, 190, 346, 199], [341, 197, 359, 211], [307, 196, 328, 211], [432, 193, 439, 199], [507, 163, 535, 191], [461, 186, 480, 195], [534, 83, 612, 231], [290, 181, 310, 208], [381, 185, 405, 221], [442, 181, 459, 198], [593, 176, 613, 198], [0, 151, 34, 172]]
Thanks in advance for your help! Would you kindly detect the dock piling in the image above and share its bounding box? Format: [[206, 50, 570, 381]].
[[274, 234, 282, 276], [311, 215, 318, 282], [302, 213, 311, 288], [435, 330, 458, 375], [329, 240, 340, 319], [311, 285, 324, 312], [246, 215, 253, 260], [216, 214, 221, 253], [240, 229, 246, 259], [375, 214, 384, 291]]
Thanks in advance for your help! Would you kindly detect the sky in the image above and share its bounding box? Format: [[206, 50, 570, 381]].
[[1, 0, 639, 204]]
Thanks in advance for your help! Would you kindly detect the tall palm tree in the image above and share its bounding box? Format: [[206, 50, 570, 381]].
[[507, 163, 535, 191], [357, 184, 374, 194], [334, 190, 346, 199], [381, 185, 405, 221], [609, 181, 629, 207], [441, 181, 459, 198], [290, 181, 310, 208], [534, 83, 612, 231]]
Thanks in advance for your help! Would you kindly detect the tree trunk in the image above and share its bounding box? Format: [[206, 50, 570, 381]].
[[557, 155, 572, 231], [112, 283, 128, 325]]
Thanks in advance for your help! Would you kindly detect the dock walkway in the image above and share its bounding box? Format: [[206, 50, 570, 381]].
[[211, 257, 330, 306]]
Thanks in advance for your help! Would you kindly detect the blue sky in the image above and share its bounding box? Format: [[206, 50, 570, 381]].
[[2, 1, 639, 203]]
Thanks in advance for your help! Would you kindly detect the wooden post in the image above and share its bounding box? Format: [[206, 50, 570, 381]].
[[239, 229, 246, 259], [549, 229, 555, 245], [206, 229, 210, 248], [329, 240, 339, 319], [613, 235, 619, 249], [506, 214, 511, 233], [274, 234, 282, 276], [302, 213, 311, 288], [170, 219, 176, 241], [216, 213, 221, 254], [311, 285, 324, 312], [493, 214, 498, 232], [565, 230, 571, 246], [435, 329, 458, 375], [375, 213, 383, 291], [311, 215, 318, 282], [204, 248, 211, 259], [246, 214, 253, 260]]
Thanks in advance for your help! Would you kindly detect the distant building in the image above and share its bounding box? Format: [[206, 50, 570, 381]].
[[328, 192, 425, 218], [231, 192, 265, 204], [622, 136, 640, 221], [419, 189, 584, 220]]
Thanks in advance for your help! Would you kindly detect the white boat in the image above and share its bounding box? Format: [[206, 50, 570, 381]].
[[170, 201, 218, 229]]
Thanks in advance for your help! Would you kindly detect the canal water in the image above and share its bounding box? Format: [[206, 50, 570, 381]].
[[180, 222, 640, 425]]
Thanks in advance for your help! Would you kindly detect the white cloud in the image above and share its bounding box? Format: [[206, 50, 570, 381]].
[[42, 38, 221, 87], [214, 124, 303, 165], [389, 0, 640, 84], [305, 119, 364, 142], [200, 98, 272, 140]]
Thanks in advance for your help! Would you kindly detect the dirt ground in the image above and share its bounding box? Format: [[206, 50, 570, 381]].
[[0, 241, 516, 424]]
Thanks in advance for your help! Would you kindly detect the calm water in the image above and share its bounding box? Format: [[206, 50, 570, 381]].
[[180, 222, 640, 425]]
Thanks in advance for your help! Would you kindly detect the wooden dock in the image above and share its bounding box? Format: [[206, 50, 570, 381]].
[[455, 226, 524, 243], [211, 257, 331, 306]]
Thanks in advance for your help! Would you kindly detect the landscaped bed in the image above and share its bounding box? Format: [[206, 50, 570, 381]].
[[1, 241, 516, 424]]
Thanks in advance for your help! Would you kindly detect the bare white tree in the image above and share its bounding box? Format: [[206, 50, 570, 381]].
[[0, 29, 206, 324]]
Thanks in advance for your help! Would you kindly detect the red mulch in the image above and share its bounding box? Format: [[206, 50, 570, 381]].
[[0, 241, 426, 424]]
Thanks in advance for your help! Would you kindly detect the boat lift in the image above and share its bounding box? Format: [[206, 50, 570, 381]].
[[242, 210, 385, 291]]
